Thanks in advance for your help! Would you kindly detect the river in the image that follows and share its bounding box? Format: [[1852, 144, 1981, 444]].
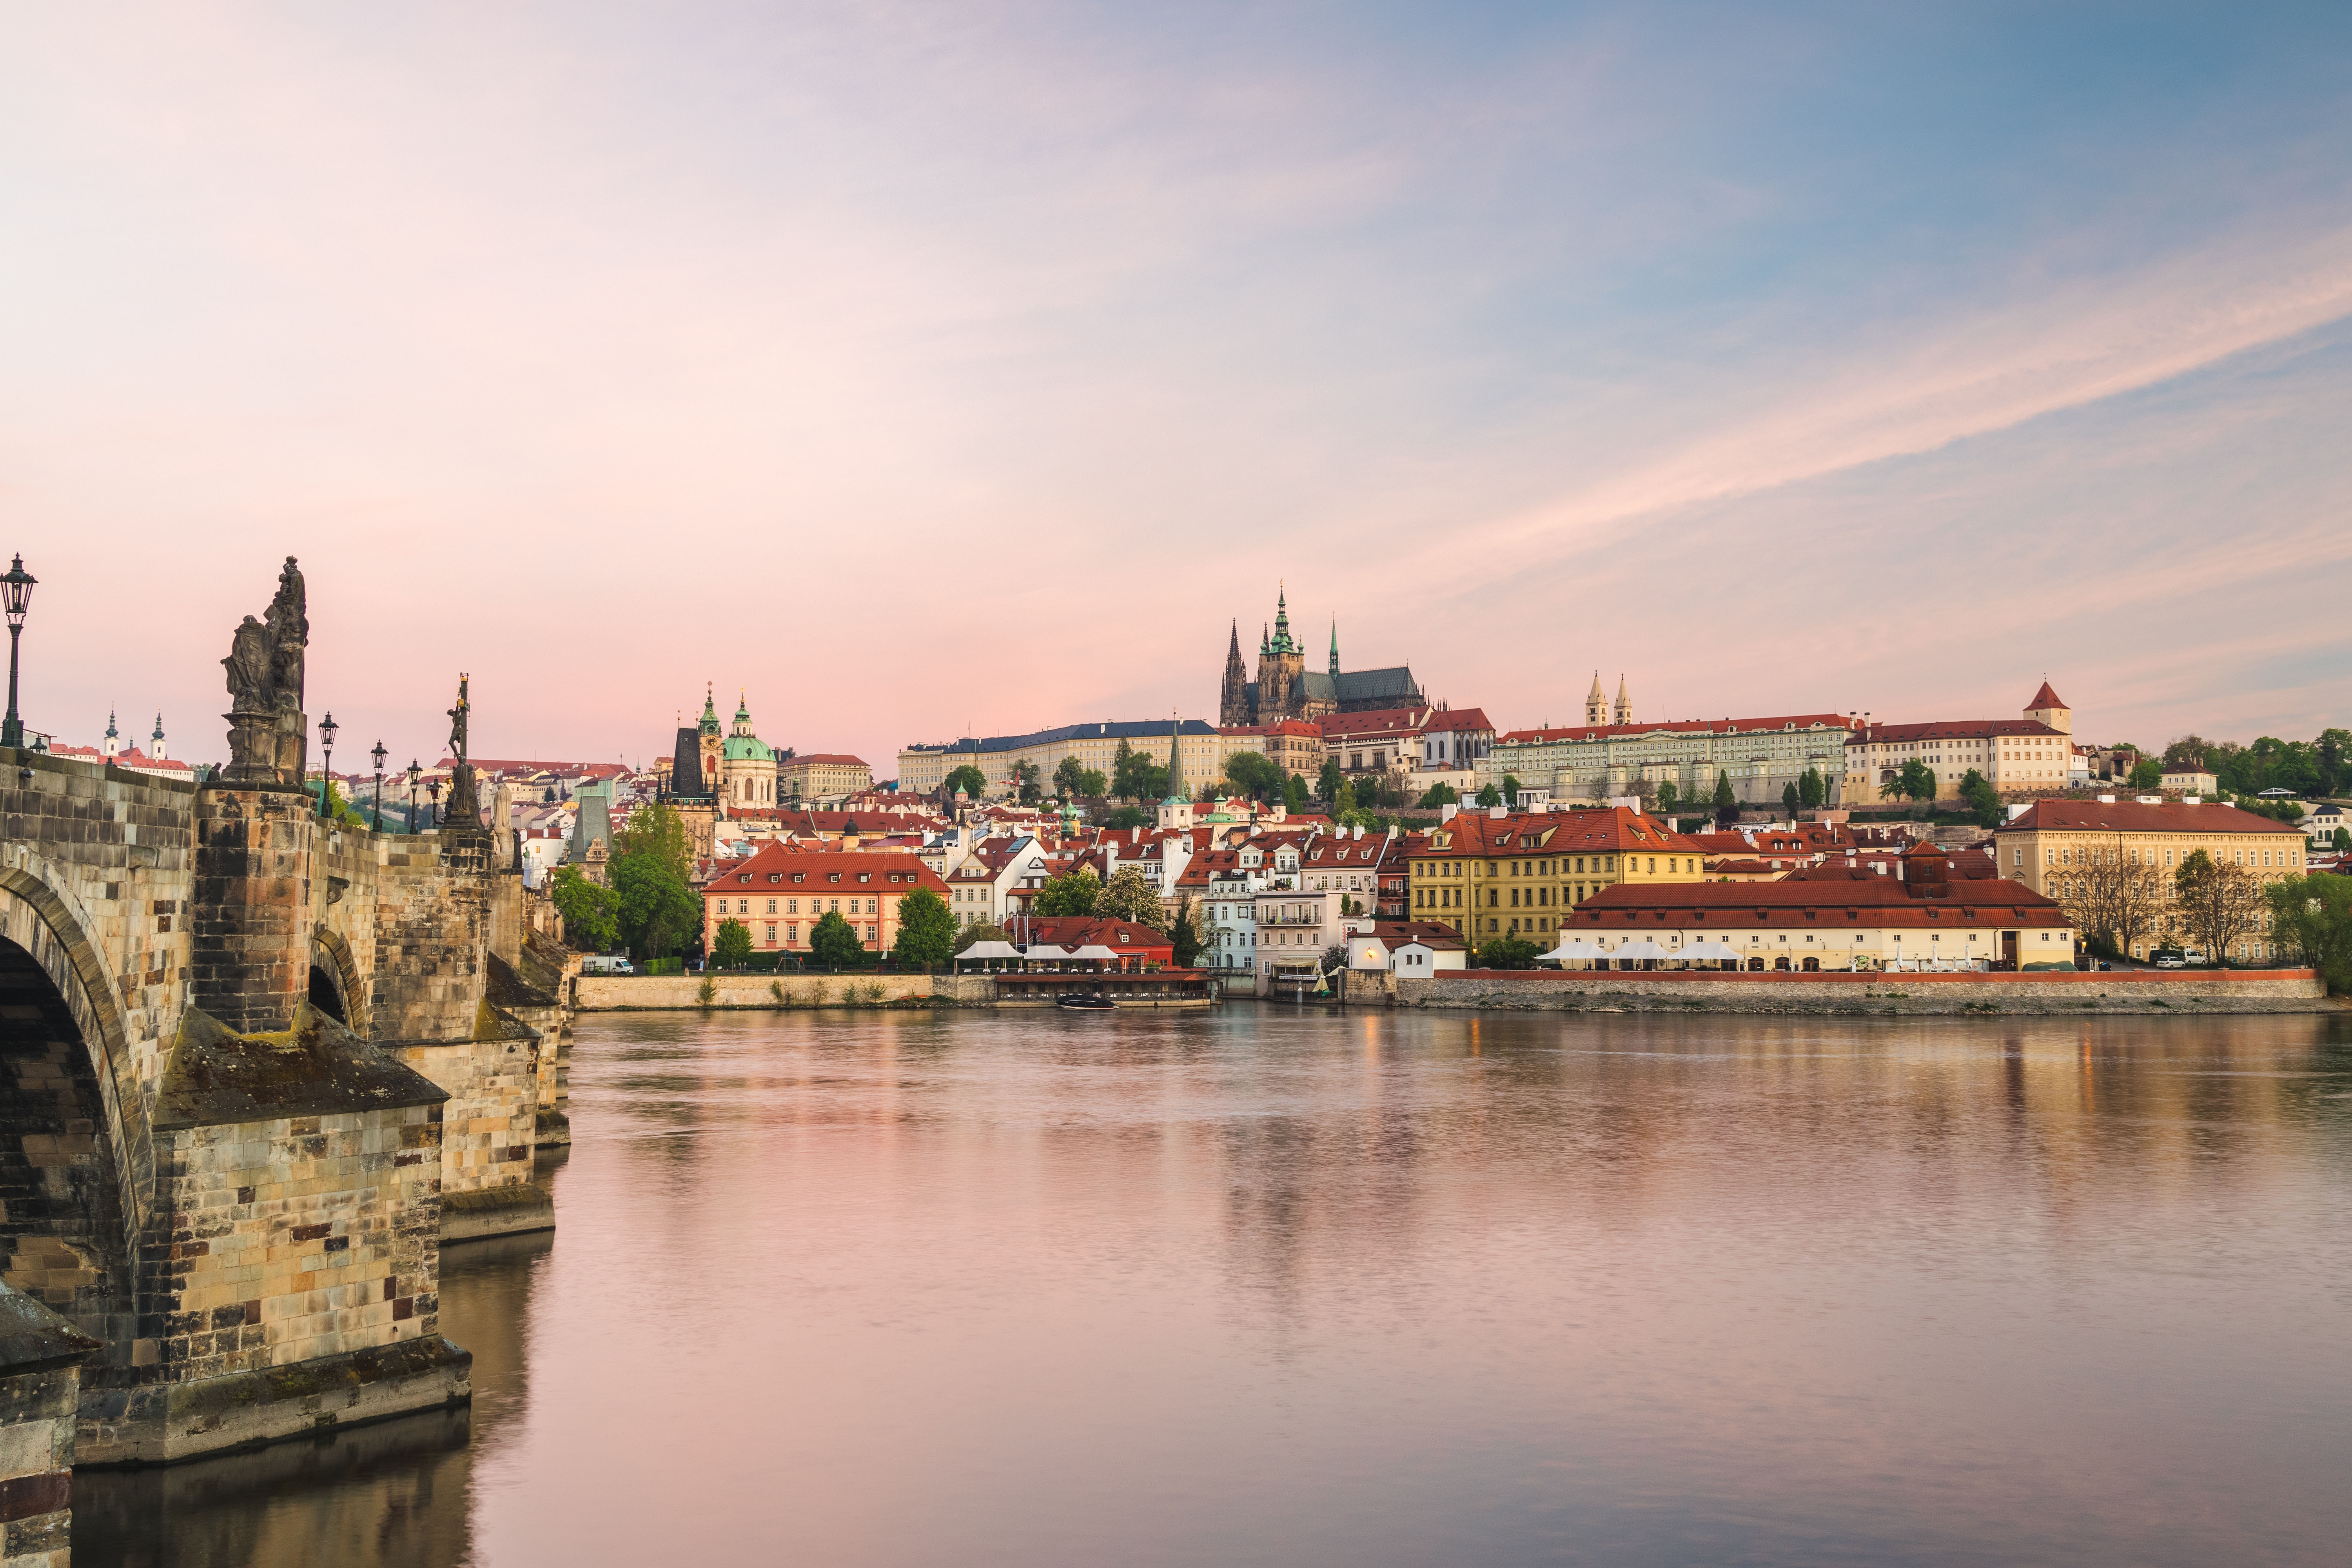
[[79, 1007, 2352, 1565]]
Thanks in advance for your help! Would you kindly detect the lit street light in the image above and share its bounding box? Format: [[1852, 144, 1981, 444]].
[[371, 739, 387, 830], [316, 712, 338, 818], [406, 759, 422, 831], [426, 775, 442, 829], [2, 555, 34, 750]]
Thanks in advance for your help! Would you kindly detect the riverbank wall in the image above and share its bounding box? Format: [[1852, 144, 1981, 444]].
[[1394, 969, 2336, 1016], [574, 973, 997, 1011]]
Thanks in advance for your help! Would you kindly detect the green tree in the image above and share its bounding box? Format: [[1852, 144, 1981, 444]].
[[1224, 751, 1282, 803], [943, 764, 989, 800], [890, 888, 958, 968], [1111, 741, 1168, 802], [1477, 934, 1542, 969], [1332, 778, 1357, 816], [2127, 758, 2163, 790], [711, 917, 753, 969], [2174, 849, 2265, 964], [1501, 773, 1523, 806], [1958, 768, 2003, 828], [2334, 827, 2350, 852], [1881, 759, 1936, 806], [1053, 756, 1107, 799], [1282, 773, 1310, 814], [550, 863, 619, 952], [1416, 781, 1458, 809], [1657, 781, 1679, 813], [1034, 867, 1101, 916], [1169, 897, 1204, 968], [1103, 805, 1149, 829], [1713, 771, 1737, 816], [1798, 768, 1825, 809], [1782, 781, 1801, 815], [953, 918, 1010, 955], [2266, 873, 2352, 992], [612, 851, 701, 960], [1475, 782, 1503, 808], [1316, 757, 1344, 805], [1094, 864, 1167, 930], [1012, 760, 1043, 804], [613, 800, 694, 884], [314, 777, 370, 829], [808, 909, 866, 969]]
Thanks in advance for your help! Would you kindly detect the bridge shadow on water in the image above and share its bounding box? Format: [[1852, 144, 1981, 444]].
[[73, 1174, 560, 1567]]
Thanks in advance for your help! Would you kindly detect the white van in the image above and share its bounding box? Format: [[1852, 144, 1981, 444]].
[[581, 955, 635, 976]]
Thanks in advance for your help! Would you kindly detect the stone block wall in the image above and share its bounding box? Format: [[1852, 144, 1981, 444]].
[[573, 972, 965, 1010], [187, 788, 316, 1036], [389, 1014, 537, 1202], [0, 1283, 98, 1568], [365, 831, 490, 1045]]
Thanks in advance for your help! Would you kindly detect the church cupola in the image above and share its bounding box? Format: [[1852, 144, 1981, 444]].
[[151, 712, 167, 761], [102, 709, 120, 759]]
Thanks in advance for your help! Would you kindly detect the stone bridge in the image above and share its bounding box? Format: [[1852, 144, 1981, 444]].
[[0, 561, 577, 1485]]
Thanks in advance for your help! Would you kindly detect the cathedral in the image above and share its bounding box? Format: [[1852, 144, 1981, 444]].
[[1218, 588, 1423, 726]]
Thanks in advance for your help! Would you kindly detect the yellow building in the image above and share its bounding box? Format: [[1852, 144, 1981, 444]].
[[1994, 796, 2310, 961], [1408, 807, 1706, 944], [779, 753, 873, 800]]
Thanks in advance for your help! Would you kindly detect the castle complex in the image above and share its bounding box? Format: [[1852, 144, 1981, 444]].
[[1218, 588, 1422, 727]]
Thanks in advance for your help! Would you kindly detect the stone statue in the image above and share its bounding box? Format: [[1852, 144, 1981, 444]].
[[440, 673, 483, 837], [447, 673, 469, 764], [220, 557, 310, 786]]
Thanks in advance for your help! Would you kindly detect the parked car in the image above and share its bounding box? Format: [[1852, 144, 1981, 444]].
[[2153, 955, 2185, 970]]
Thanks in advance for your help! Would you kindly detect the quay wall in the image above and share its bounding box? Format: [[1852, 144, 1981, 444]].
[[574, 973, 997, 1011], [1397, 968, 2335, 1016]]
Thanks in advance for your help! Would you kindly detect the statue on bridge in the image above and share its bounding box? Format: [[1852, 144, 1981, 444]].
[[441, 672, 484, 834], [220, 556, 310, 785]]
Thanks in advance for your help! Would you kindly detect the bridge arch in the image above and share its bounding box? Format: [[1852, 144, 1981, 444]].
[[0, 870, 141, 1355], [309, 923, 367, 1036]]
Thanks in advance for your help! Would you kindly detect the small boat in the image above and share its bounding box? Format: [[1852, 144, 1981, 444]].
[[1056, 995, 1118, 1010]]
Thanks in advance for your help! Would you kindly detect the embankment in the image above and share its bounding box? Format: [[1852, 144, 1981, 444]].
[[1397, 968, 2336, 1016], [575, 973, 996, 1011]]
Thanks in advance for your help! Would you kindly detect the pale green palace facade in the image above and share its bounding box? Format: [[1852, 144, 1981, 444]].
[[1480, 713, 1857, 807]]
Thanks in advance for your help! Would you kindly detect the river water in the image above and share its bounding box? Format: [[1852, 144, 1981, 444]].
[[78, 1007, 2352, 1566]]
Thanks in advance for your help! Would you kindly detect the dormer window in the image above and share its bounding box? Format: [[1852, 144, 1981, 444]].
[[829, 873, 842, 883]]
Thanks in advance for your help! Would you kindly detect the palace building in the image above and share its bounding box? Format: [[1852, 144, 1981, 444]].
[[1218, 587, 1422, 726]]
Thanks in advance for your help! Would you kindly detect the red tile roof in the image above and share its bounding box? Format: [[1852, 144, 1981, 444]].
[[1420, 808, 1704, 857], [1997, 799, 2301, 836], [699, 840, 948, 895], [1422, 708, 1494, 734], [2029, 681, 2067, 710], [1575, 875, 2067, 927]]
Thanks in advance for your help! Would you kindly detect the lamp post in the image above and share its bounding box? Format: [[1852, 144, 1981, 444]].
[[1, 555, 34, 750], [426, 776, 442, 830], [406, 759, 422, 831], [370, 739, 387, 830], [316, 712, 338, 818]]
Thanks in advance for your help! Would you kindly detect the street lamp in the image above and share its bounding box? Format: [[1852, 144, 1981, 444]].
[[406, 759, 422, 831], [1, 555, 34, 750], [370, 739, 387, 830], [316, 712, 338, 817], [426, 776, 442, 829]]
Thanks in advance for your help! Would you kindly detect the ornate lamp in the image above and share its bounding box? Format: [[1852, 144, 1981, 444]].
[[370, 739, 388, 830], [316, 711, 339, 817], [1, 554, 34, 750], [406, 759, 423, 831], [426, 775, 442, 829]]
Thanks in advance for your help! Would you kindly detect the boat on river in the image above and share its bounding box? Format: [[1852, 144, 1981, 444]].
[[1055, 995, 1119, 1010]]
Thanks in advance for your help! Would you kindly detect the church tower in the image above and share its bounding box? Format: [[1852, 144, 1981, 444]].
[[2024, 679, 2071, 737], [1613, 676, 1632, 726], [1328, 621, 1340, 680], [1257, 586, 1306, 722], [1585, 672, 1607, 727], [151, 713, 167, 761], [1219, 621, 1251, 726], [102, 710, 120, 759], [697, 683, 724, 806]]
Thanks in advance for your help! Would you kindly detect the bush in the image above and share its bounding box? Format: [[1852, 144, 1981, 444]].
[[1477, 935, 1543, 969]]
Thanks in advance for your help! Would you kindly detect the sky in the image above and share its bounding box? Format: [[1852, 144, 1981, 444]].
[[2, 2, 2348, 776]]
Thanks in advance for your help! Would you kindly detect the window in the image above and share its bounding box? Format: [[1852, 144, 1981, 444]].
[[766, 899, 777, 914]]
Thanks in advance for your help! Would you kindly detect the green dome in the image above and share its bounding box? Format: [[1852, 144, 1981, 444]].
[[722, 735, 774, 762]]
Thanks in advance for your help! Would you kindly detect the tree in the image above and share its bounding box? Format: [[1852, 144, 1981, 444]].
[[611, 850, 702, 960], [1500, 773, 1523, 806], [1657, 781, 1679, 813], [1416, 781, 1458, 809], [711, 917, 753, 969], [808, 909, 866, 969], [1111, 741, 1167, 802], [1169, 897, 1204, 968], [1223, 751, 1282, 803], [1475, 782, 1503, 809], [1782, 781, 1801, 815], [1798, 768, 1825, 810], [1094, 865, 1168, 930], [2264, 873, 2352, 993], [2163, 735, 2211, 771], [1012, 760, 1043, 805], [613, 800, 693, 884], [2127, 758, 2163, 791], [1477, 934, 1542, 969], [2318, 728, 2349, 796], [1332, 779, 1357, 816], [1316, 757, 1344, 805], [2174, 850, 2266, 964], [2334, 827, 2350, 852], [890, 888, 958, 968], [1053, 755, 1092, 798], [550, 863, 619, 952], [943, 764, 989, 800], [1881, 759, 1936, 807], [2051, 845, 2167, 960], [1282, 773, 1310, 814], [1958, 769, 2003, 828], [1034, 867, 1101, 916], [1103, 805, 1149, 829], [316, 777, 370, 829], [953, 918, 1010, 955], [1713, 771, 1738, 824]]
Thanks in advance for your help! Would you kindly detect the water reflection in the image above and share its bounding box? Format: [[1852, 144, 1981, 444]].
[[78, 1009, 2352, 1566]]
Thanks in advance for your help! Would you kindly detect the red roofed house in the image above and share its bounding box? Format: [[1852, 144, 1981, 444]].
[[1843, 682, 2075, 805], [701, 841, 949, 960], [1014, 915, 1173, 971]]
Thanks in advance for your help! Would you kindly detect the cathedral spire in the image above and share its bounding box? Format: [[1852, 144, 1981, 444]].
[[1613, 675, 1632, 726], [152, 712, 167, 761], [103, 709, 120, 759], [1586, 671, 1606, 727], [1165, 714, 1186, 802], [1328, 619, 1339, 679]]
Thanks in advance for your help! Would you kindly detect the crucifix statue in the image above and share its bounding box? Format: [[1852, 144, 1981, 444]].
[[447, 673, 470, 765]]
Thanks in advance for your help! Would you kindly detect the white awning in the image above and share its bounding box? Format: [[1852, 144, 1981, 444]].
[[1610, 940, 1677, 962], [955, 941, 1022, 961], [1538, 938, 1608, 965], [1022, 945, 1076, 961], [1068, 945, 1122, 961]]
